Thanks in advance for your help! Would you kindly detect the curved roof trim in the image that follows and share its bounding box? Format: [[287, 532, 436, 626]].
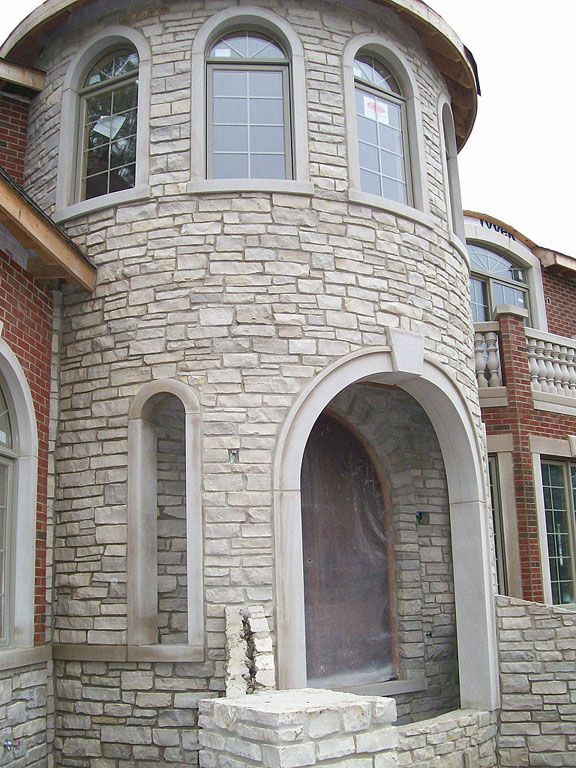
[[0, 0, 479, 149]]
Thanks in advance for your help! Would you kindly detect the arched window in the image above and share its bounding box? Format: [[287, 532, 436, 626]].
[[353, 52, 410, 204], [469, 243, 529, 323], [79, 46, 139, 200], [0, 382, 15, 644], [440, 101, 464, 241], [206, 31, 292, 180]]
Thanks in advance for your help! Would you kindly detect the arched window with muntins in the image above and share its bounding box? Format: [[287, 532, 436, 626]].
[[206, 31, 292, 180], [80, 46, 139, 200], [354, 53, 410, 204], [468, 243, 529, 323]]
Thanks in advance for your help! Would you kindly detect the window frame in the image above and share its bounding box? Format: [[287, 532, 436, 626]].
[[468, 241, 531, 324], [205, 41, 294, 181], [438, 97, 465, 245], [189, 6, 311, 196], [77, 46, 140, 203], [343, 34, 431, 227], [540, 458, 576, 607], [353, 57, 412, 207], [0, 453, 15, 646], [54, 27, 152, 223]]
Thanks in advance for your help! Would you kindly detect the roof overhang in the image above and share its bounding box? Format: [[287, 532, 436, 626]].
[[0, 171, 96, 290], [0, 58, 45, 92], [0, 0, 479, 149]]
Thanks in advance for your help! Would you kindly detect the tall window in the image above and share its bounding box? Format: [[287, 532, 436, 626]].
[[469, 243, 529, 323], [79, 46, 139, 200], [488, 455, 507, 595], [354, 53, 410, 204], [0, 383, 14, 644], [541, 461, 576, 606], [206, 32, 292, 180]]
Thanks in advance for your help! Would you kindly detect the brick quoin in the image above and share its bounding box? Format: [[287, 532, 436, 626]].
[[0, 94, 30, 186], [0, 248, 53, 643], [483, 309, 576, 603]]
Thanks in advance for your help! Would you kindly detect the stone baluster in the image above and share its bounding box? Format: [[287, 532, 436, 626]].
[[527, 336, 540, 391], [544, 341, 556, 394], [535, 339, 548, 392], [474, 332, 489, 388], [485, 331, 502, 387], [552, 344, 563, 393], [558, 346, 570, 395], [567, 346, 576, 397]]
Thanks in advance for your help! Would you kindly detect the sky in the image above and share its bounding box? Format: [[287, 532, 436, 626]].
[[1, 0, 574, 256]]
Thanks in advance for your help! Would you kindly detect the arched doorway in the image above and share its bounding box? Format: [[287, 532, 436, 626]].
[[301, 412, 394, 688]]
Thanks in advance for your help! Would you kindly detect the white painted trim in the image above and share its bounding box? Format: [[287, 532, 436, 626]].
[[343, 33, 430, 218], [465, 217, 548, 332], [190, 7, 309, 185], [127, 380, 204, 655], [0, 338, 38, 650], [273, 342, 499, 711], [55, 26, 152, 214]]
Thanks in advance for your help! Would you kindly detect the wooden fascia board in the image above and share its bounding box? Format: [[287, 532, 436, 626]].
[[0, 59, 45, 91], [0, 178, 95, 290]]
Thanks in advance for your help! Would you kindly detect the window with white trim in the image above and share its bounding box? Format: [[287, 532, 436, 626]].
[[354, 53, 410, 204], [79, 46, 139, 200], [468, 243, 530, 323], [206, 31, 292, 180], [541, 460, 576, 606]]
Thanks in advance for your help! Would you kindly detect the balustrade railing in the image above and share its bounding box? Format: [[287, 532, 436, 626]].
[[474, 323, 502, 388], [526, 331, 576, 398]]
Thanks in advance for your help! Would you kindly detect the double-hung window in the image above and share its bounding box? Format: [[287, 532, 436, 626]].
[[79, 46, 139, 200], [0, 383, 14, 644], [206, 32, 292, 180], [541, 460, 576, 606], [468, 243, 530, 323], [354, 54, 410, 204]]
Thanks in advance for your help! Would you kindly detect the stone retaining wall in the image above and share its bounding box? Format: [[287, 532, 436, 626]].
[[496, 595, 576, 767]]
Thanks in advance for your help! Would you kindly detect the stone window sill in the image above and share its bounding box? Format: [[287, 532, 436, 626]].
[[53, 185, 151, 223], [186, 179, 314, 196], [348, 189, 434, 229]]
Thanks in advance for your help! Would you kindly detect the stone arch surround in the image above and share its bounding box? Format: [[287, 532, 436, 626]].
[[273, 339, 500, 711]]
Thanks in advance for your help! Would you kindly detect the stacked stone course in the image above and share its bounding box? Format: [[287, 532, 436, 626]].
[[496, 595, 576, 767]]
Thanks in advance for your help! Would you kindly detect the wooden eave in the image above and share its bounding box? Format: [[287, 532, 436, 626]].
[[0, 173, 96, 290], [0, 0, 480, 150], [0, 59, 45, 92], [533, 249, 576, 280]]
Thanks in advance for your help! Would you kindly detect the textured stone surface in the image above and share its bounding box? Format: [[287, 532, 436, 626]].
[[496, 596, 576, 767]]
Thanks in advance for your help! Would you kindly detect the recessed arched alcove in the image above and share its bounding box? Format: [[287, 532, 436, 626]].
[[300, 384, 459, 721], [274, 338, 500, 715]]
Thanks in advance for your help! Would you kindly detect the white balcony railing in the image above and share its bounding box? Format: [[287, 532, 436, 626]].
[[474, 322, 503, 388], [526, 330, 576, 398]]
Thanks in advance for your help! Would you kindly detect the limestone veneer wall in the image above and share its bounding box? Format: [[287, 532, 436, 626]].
[[0, 662, 52, 767], [20, 0, 485, 763], [496, 595, 576, 767]]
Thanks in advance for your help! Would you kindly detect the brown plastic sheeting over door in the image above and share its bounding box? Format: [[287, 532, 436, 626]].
[[301, 414, 394, 687]]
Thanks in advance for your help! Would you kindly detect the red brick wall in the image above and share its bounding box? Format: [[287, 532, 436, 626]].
[[0, 94, 29, 186], [0, 249, 53, 643], [482, 311, 576, 603], [542, 271, 576, 339]]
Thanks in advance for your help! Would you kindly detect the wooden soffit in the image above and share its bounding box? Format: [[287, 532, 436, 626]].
[[0, 0, 479, 149], [0, 171, 96, 290]]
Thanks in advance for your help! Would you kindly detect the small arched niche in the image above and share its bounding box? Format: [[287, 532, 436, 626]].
[[127, 380, 203, 655]]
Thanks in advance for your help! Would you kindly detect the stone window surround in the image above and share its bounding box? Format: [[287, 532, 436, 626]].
[[273, 334, 500, 711], [127, 379, 204, 662], [343, 34, 433, 229], [438, 95, 466, 251], [529, 434, 576, 607], [0, 331, 38, 657], [54, 26, 152, 224], [485, 434, 523, 599], [187, 7, 312, 197], [465, 217, 548, 332]]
